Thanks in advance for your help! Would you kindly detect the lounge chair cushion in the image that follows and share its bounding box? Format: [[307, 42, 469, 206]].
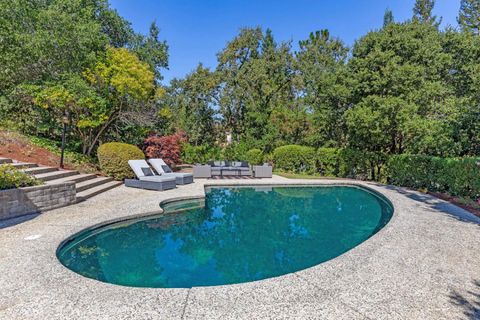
[[139, 175, 176, 182], [148, 158, 173, 174], [128, 159, 153, 178]]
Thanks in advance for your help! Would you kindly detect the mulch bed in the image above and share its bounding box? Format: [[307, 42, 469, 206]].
[[429, 191, 480, 218], [0, 131, 73, 169]]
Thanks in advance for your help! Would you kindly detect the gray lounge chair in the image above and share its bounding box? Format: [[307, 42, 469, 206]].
[[125, 160, 176, 191], [148, 159, 194, 185]]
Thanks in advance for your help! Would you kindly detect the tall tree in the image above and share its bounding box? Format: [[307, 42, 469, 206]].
[[295, 29, 350, 147], [82, 47, 155, 154], [458, 0, 480, 35], [413, 0, 439, 25], [216, 28, 299, 150], [130, 22, 169, 83], [383, 8, 395, 27], [348, 22, 457, 156], [160, 64, 219, 146]]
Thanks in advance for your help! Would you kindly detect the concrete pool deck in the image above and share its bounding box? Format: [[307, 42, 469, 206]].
[[0, 176, 479, 320]]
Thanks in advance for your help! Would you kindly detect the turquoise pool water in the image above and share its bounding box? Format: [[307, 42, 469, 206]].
[[57, 185, 393, 288]]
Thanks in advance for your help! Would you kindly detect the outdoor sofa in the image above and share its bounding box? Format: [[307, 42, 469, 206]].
[[209, 161, 252, 177], [148, 158, 194, 185], [192, 161, 272, 178], [125, 160, 176, 191]]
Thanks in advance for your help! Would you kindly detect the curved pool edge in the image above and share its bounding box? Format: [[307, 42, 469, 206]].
[[56, 182, 396, 289]]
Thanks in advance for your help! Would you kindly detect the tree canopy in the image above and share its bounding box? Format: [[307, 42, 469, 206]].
[[1, 0, 479, 161]]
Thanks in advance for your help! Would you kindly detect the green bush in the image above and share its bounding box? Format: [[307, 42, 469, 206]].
[[387, 155, 480, 199], [97, 142, 144, 180], [222, 142, 250, 161], [316, 148, 340, 176], [272, 145, 316, 173], [0, 165, 42, 190], [245, 148, 264, 165], [338, 149, 387, 181], [181, 144, 222, 164]]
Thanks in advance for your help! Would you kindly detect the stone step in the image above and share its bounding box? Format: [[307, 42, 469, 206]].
[[0, 157, 13, 164], [10, 162, 38, 169], [46, 173, 98, 185], [35, 170, 79, 182], [75, 176, 114, 192], [76, 180, 122, 202], [23, 166, 58, 175]]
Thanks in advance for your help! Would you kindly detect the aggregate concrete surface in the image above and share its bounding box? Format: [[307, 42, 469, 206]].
[[1, 176, 479, 320]]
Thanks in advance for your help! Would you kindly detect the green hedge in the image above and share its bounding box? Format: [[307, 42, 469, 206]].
[[272, 145, 316, 173], [98, 142, 144, 180], [316, 148, 340, 176], [0, 165, 42, 190], [245, 148, 264, 165], [387, 155, 480, 199]]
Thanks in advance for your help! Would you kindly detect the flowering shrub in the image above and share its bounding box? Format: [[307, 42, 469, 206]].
[[0, 165, 42, 190], [143, 131, 187, 167]]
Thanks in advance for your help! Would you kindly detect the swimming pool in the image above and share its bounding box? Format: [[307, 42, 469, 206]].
[[57, 185, 393, 288]]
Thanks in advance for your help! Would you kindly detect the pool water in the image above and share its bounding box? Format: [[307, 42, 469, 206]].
[[57, 185, 393, 288]]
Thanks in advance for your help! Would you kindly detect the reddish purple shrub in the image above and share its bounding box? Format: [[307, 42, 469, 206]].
[[143, 131, 187, 167]]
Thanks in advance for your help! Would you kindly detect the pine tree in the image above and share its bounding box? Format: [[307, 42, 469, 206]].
[[413, 0, 439, 25], [458, 0, 480, 35], [383, 8, 394, 27]]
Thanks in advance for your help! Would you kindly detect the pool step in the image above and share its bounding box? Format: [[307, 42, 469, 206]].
[[76, 180, 123, 202]]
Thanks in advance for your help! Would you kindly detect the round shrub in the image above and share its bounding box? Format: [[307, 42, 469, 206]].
[[272, 145, 316, 173], [97, 142, 144, 180], [245, 149, 264, 165]]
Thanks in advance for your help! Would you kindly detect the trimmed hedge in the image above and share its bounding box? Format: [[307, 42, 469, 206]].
[[0, 165, 42, 190], [98, 142, 144, 180], [245, 148, 264, 165], [387, 155, 480, 199], [272, 145, 316, 173]]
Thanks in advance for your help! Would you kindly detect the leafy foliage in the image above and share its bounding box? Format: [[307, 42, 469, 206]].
[[97, 142, 144, 180], [181, 144, 222, 164], [316, 148, 340, 176], [272, 145, 316, 174], [245, 149, 264, 165], [387, 155, 480, 199], [458, 0, 480, 34], [0, 165, 42, 190], [143, 131, 187, 167]]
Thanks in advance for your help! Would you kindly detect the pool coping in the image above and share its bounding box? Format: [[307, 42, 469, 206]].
[[1, 177, 479, 319]]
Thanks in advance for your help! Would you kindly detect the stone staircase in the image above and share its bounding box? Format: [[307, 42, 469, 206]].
[[0, 157, 122, 202]]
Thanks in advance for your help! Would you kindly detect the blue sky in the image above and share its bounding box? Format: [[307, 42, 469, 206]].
[[109, 0, 461, 84]]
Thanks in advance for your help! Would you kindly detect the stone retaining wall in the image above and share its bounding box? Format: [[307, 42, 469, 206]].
[[0, 182, 76, 220]]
